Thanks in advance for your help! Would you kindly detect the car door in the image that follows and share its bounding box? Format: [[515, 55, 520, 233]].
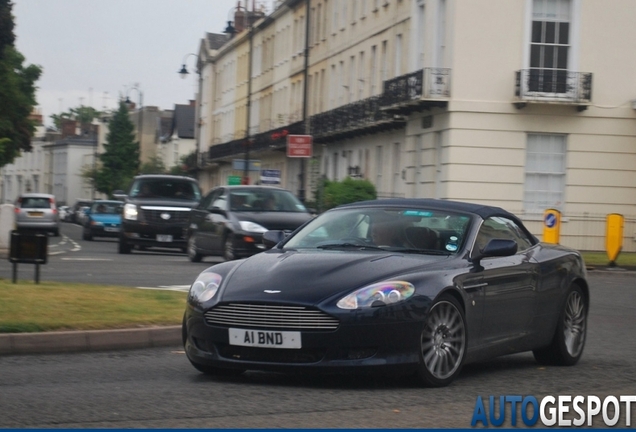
[[189, 189, 216, 252], [207, 188, 231, 254], [472, 216, 539, 349]]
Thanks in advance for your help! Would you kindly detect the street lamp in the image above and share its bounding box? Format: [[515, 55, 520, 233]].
[[124, 84, 143, 145], [178, 53, 199, 79]]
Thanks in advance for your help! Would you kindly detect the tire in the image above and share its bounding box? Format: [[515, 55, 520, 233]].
[[118, 237, 132, 254], [223, 233, 235, 261], [417, 295, 467, 387], [53, 229, 60, 237], [187, 235, 203, 262], [533, 284, 587, 366], [82, 230, 92, 241]]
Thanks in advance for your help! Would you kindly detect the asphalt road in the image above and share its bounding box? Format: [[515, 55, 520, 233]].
[[0, 223, 634, 428]]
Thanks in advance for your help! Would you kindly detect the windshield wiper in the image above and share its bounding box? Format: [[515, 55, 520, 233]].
[[390, 248, 452, 256], [316, 242, 387, 251]]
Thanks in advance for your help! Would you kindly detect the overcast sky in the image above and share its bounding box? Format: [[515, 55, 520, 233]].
[[12, 0, 260, 126]]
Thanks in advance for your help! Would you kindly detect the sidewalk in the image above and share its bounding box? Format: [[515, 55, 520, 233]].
[[0, 326, 182, 356]]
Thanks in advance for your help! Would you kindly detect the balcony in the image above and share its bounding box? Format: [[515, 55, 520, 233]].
[[515, 69, 592, 110], [310, 96, 405, 143], [380, 68, 451, 114]]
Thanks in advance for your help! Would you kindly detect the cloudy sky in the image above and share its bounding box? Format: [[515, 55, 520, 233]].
[[12, 0, 261, 126]]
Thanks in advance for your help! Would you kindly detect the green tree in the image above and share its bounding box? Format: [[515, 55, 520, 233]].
[[321, 177, 377, 211], [50, 105, 101, 131], [0, 0, 42, 167], [139, 156, 167, 174], [94, 101, 140, 196]]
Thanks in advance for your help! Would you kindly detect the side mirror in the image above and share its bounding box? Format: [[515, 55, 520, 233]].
[[472, 239, 518, 266], [113, 190, 127, 200], [262, 230, 286, 249]]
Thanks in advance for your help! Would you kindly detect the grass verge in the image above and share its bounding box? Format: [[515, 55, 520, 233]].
[[0, 279, 186, 333], [580, 251, 636, 268]]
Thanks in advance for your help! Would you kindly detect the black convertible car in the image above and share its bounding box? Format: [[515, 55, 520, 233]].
[[182, 199, 589, 387]]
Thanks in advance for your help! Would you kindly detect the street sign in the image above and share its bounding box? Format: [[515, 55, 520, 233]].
[[232, 159, 261, 171], [261, 169, 281, 185], [287, 135, 313, 158], [228, 175, 242, 185]]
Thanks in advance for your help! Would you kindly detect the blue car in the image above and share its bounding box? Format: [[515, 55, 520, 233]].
[[82, 200, 123, 241]]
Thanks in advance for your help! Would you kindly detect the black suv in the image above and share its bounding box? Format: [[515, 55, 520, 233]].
[[117, 174, 202, 254]]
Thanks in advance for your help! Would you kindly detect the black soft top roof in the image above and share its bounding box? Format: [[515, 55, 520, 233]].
[[338, 198, 519, 221]]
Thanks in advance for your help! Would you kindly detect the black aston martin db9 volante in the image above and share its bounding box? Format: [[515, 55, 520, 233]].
[[182, 199, 589, 387]]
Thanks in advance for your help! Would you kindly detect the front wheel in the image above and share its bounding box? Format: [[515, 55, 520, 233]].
[[533, 284, 587, 366], [187, 235, 203, 262], [417, 295, 466, 387], [223, 234, 235, 261], [118, 237, 132, 254]]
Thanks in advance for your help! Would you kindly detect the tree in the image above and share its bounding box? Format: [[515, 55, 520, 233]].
[[139, 156, 167, 174], [50, 105, 101, 131], [320, 177, 377, 211], [93, 101, 140, 196], [0, 0, 42, 168]]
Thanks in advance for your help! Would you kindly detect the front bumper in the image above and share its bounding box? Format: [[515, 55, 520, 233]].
[[183, 305, 424, 374], [122, 220, 187, 249]]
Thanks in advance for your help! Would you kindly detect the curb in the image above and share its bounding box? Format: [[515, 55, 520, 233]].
[[0, 326, 182, 356]]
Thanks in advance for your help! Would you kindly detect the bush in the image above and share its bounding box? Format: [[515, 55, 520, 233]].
[[321, 177, 377, 211]]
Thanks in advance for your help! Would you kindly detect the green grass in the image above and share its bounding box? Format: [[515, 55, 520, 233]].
[[0, 279, 187, 333], [580, 251, 636, 268]]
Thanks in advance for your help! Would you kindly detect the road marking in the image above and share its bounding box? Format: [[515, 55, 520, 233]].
[[61, 258, 113, 261]]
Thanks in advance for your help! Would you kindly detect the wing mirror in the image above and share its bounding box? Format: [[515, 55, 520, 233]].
[[472, 239, 518, 267], [262, 230, 286, 249]]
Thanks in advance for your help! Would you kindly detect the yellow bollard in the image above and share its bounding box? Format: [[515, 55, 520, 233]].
[[605, 213, 624, 267], [543, 209, 561, 244]]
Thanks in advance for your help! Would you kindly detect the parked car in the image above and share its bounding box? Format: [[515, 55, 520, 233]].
[[13, 193, 61, 236], [70, 199, 92, 224], [82, 200, 123, 241], [58, 205, 70, 222], [76, 206, 91, 226], [186, 185, 313, 262], [182, 198, 589, 387], [118, 174, 202, 254]]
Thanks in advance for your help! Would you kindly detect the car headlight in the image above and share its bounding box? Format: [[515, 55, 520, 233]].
[[337, 281, 415, 310], [239, 221, 268, 233], [189, 272, 223, 303], [123, 203, 138, 221]]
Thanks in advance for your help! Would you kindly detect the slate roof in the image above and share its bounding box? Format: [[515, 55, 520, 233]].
[[207, 32, 228, 50], [171, 104, 195, 139]]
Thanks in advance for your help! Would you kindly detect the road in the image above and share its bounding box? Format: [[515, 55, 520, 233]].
[[0, 222, 635, 427], [1, 222, 220, 290]]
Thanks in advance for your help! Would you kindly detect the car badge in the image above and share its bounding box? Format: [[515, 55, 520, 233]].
[[160, 213, 171, 220], [264, 290, 281, 294]]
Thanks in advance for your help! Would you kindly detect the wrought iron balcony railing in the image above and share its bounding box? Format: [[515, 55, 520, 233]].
[[310, 95, 404, 141], [515, 69, 592, 104], [380, 68, 451, 108]]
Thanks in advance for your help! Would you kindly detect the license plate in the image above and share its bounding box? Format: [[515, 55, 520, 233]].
[[229, 328, 301, 349], [156, 234, 173, 242], [27, 211, 44, 217], [104, 227, 120, 232]]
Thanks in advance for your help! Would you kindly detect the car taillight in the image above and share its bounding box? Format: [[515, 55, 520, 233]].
[[49, 197, 58, 214]]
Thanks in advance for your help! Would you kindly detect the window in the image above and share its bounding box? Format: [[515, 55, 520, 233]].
[[524, 134, 566, 214], [529, 0, 571, 93], [474, 217, 535, 254]]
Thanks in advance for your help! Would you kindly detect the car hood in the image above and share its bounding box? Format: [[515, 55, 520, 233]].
[[233, 211, 312, 231], [91, 214, 121, 224], [219, 249, 445, 305]]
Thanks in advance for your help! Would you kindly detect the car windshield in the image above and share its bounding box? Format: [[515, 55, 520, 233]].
[[130, 179, 201, 201], [91, 202, 122, 214], [283, 207, 471, 254], [229, 189, 307, 213]]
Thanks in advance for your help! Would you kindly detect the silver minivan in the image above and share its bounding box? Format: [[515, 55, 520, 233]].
[[14, 193, 61, 236]]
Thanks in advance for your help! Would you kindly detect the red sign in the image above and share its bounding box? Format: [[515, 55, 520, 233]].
[[287, 135, 313, 158]]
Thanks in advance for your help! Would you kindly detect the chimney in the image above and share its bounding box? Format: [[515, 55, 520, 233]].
[[190, 100, 196, 107]]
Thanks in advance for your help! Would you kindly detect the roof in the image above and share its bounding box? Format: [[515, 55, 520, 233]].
[[339, 198, 519, 221], [170, 104, 195, 139], [133, 174, 198, 182], [207, 32, 228, 50]]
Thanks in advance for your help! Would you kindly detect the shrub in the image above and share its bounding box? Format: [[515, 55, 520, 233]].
[[321, 177, 377, 211]]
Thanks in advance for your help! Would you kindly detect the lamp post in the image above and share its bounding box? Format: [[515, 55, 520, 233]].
[[224, 2, 253, 185], [124, 84, 143, 146], [177, 53, 203, 174]]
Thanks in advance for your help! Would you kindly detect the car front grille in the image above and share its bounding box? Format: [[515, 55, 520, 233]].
[[216, 343, 326, 363], [204, 303, 340, 331], [141, 207, 190, 224]]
